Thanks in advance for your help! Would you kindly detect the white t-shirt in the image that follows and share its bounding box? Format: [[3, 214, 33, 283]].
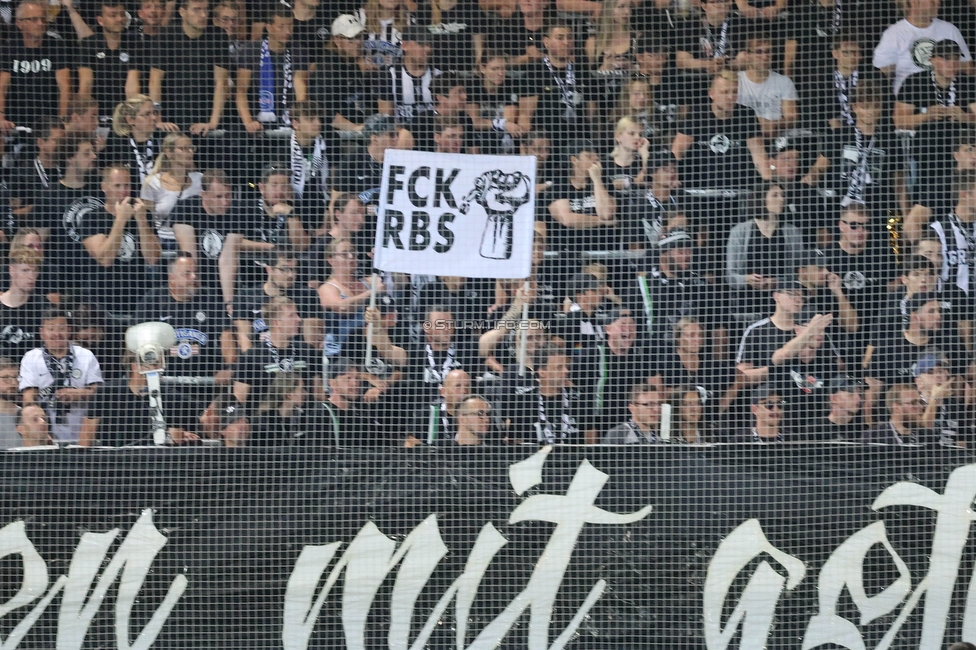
[[736, 71, 798, 120], [873, 18, 972, 94], [19, 345, 103, 443]]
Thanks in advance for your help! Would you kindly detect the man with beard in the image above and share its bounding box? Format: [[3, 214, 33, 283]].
[[863, 382, 936, 445]]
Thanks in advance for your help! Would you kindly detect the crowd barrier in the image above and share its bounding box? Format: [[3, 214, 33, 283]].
[[1, 445, 976, 648]]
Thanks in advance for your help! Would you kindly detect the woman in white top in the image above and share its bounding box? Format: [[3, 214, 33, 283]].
[[141, 133, 203, 256]]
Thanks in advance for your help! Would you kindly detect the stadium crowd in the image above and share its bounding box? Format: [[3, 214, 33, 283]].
[[1, 0, 976, 447]]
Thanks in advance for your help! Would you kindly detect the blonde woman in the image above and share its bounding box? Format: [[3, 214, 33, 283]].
[[606, 115, 649, 193], [104, 95, 179, 192], [140, 133, 203, 255]]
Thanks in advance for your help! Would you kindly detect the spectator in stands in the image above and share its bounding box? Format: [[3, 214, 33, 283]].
[[795, 251, 859, 335], [659, 316, 738, 422], [726, 182, 805, 314], [873, 0, 973, 94], [467, 51, 521, 155], [596, 309, 654, 433], [0, 247, 50, 359], [411, 75, 478, 154], [235, 4, 309, 134], [170, 169, 239, 304], [764, 131, 829, 247], [45, 132, 99, 230], [0, 358, 22, 449], [82, 349, 200, 446], [737, 32, 798, 138], [237, 164, 311, 264], [491, 0, 554, 71], [626, 150, 682, 253], [318, 238, 374, 358], [416, 274, 494, 343], [274, 101, 329, 220], [585, 0, 637, 117], [865, 293, 965, 425], [135, 252, 232, 420], [736, 282, 809, 386], [135, 0, 165, 41], [906, 171, 976, 296], [737, 384, 789, 442], [283, 0, 330, 57], [913, 351, 969, 448], [104, 96, 174, 194], [672, 385, 710, 444], [631, 35, 683, 146], [673, 71, 768, 270], [501, 341, 588, 444], [602, 381, 663, 444], [141, 133, 203, 257], [355, 0, 410, 70], [896, 40, 976, 206], [546, 139, 615, 262], [821, 203, 897, 339], [149, 0, 229, 136], [406, 303, 481, 403], [77, 0, 141, 124], [802, 33, 871, 131], [453, 394, 494, 446], [213, 0, 243, 60], [245, 372, 307, 446], [377, 25, 440, 136], [785, 6, 857, 91], [315, 356, 372, 445], [897, 240, 973, 352], [517, 21, 593, 150], [331, 113, 397, 216], [0, 0, 72, 132], [231, 295, 323, 413], [15, 404, 52, 447], [811, 375, 864, 441], [68, 166, 161, 322], [606, 116, 650, 197], [409, 367, 470, 445], [675, 0, 749, 104], [8, 118, 64, 216], [827, 80, 907, 223], [20, 308, 103, 444], [522, 130, 557, 194], [307, 14, 371, 137], [863, 382, 935, 445], [232, 247, 319, 352]]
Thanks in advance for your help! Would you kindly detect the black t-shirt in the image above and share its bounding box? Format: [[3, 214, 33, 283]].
[[546, 178, 617, 255], [825, 124, 905, 217], [169, 196, 238, 294], [633, 73, 684, 148], [332, 147, 385, 210], [0, 293, 48, 359], [236, 40, 310, 126], [677, 105, 761, 189], [134, 287, 229, 378], [676, 13, 746, 97], [78, 31, 140, 117], [8, 158, 60, 210], [414, 0, 485, 73], [488, 8, 556, 64], [787, 1, 850, 94], [233, 337, 322, 405], [868, 329, 966, 385], [623, 266, 728, 341], [821, 242, 898, 331], [37, 183, 95, 293], [735, 317, 795, 369], [519, 57, 592, 146], [307, 51, 373, 140], [291, 13, 331, 65], [467, 78, 520, 154], [1, 35, 72, 130], [101, 133, 160, 194], [150, 25, 229, 127], [70, 197, 157, 315], [765, 337, 844, 433]]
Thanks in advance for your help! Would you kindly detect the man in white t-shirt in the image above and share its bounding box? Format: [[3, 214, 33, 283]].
[[737, 33, 798, 138], [873, 0, 973, 94], [19, 308, 103, 443]]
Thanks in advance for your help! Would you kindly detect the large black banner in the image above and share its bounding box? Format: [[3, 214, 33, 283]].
[[1, 445, 975, 649]]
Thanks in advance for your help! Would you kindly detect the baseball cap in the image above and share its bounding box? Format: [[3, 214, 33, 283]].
[[827, 375, 862, 394], [260, 162, 291, 182], [914, 352, 947, 378], [331, 14, 365, 38], [797, 250, 826, 269], [751, 384, 781, 404], [362, 113, 396, 137]]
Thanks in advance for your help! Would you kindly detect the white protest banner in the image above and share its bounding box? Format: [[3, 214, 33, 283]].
[[374, 150, 536, 279]]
